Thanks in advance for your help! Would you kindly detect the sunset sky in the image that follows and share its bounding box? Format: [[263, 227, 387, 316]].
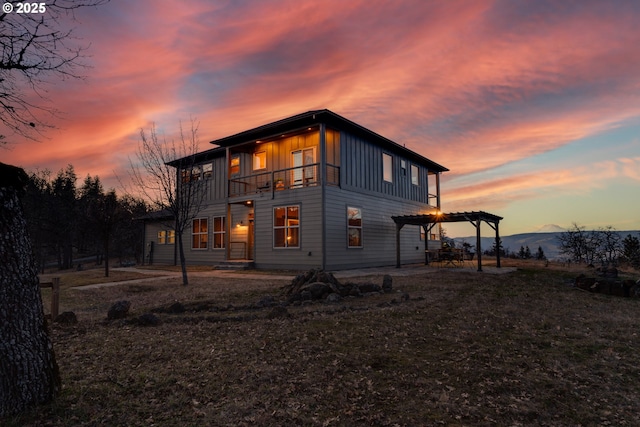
[[3, 0, 640, 237]]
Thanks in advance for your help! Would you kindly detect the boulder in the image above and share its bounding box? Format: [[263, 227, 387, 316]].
[[136, 313, 160, 326], [54, 311, 78, 325], [107, 300, 131, 320], [267, 306, 291, 320], [382, 275, 393, 293]]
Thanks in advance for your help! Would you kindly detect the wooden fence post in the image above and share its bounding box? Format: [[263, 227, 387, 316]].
[[50, 277, 60, 320]]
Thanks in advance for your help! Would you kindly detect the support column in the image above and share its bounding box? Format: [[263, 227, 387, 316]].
[[495, 221, 501, 268], [476, 219, 483, 272], [395, 223, 404, 268]]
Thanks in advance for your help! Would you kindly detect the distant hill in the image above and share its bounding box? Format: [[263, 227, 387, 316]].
[[453, 230, 640, 260]]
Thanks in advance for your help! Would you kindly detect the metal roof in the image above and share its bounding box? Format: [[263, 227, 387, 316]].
[[208, 109, 449, 173]]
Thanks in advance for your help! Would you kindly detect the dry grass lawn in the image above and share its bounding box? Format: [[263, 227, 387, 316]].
[[5, 262, 640, 426]]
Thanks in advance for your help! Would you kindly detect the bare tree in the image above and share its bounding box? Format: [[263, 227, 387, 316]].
[[129, 121, 206, 285], [1, 0, 108, 144]]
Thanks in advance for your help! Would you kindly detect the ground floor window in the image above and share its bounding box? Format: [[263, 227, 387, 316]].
[[274, 206, 299, 248], [213, 216, 225, 249], [168, 230, 175, 245], [192, 218, 208, 249], [157, 230, 166, 244], [347, 206, 363, 248]]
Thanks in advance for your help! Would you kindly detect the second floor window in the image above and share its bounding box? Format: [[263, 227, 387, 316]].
[[253, 151, 266, 170], [383, 153, 393, 183], [230, 155, 240, 176], [411, 165, 419, 186], [192, 218, 208, 249]]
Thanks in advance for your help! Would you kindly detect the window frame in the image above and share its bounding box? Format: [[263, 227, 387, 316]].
[[383, 153, 393, 183], [157, 230, 166, 245], [167, 230, 175, 245], [347, 206, 363, 248], [202, 163, 213, 179], [411, 164, 419, 186], [192, 217, 209, 250], [253, 151, 267, 171], [273, 205, 300, 249], [213, 216, 226, 249]]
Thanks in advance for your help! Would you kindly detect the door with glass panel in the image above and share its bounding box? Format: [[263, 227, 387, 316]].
[[291, 148, 316, 187]]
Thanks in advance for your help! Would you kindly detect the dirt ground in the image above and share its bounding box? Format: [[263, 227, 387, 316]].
[[5, 261, 640, 426]]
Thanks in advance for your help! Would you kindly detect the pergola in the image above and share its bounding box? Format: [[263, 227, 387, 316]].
[[392, 211, 504, 272]]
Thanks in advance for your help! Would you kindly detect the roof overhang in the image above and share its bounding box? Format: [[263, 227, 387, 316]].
[[208, 109, 449, 173]]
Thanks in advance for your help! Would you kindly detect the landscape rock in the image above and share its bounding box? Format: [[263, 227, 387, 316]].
[[284, 268, 397, 303], [107, 300, 131, 320], [325, 293, 342, 303], [267, 306, 291, 319], [167, 302, 186, 314], [136, 313, 160, 326], [54, 311, 78, 325], [255, 296, 277, 308], [382, 275, 393, 293]]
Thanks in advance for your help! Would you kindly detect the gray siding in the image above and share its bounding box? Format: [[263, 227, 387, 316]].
[[252, 186, 323, 270], [144, 222, 175, 265], [324, 186, 429, 270], [184, 203, 228, 265], [341, 131, 435, 204]]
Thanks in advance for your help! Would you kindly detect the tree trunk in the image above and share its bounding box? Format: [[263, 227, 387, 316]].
[[177, 231, 189, 286], [0, 164, 60, 417]]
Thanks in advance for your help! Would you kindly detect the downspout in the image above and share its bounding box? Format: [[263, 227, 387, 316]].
[[225, 147, 230, 262], [174, 167, 179, 266], [319, 123, 327, 270]]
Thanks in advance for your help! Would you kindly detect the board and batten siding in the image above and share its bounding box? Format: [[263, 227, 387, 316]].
[[340, 132, 434, 204], [144, 221, 175, 264], [182, 202, 228, 265], [252, 186, 323, 270], [323, 186, 427, 270]]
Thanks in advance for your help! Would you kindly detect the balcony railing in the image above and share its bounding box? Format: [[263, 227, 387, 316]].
[[229, 163, 340, 197]]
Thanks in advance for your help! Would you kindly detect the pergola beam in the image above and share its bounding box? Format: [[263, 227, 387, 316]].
[[392, 211, 503, 271]]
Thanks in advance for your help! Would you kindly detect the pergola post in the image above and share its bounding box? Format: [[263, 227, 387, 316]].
[[495, 221, 501, 268], [476, 218, 483, 272], [395, 223, 404, 268]]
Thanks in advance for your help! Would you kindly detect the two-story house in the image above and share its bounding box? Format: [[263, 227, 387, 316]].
[[143, 109, 448, 270]]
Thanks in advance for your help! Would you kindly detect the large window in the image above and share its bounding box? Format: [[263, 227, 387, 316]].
[[383, 153, 393, 183], [213, 216, 225, 249], [157, 230, 166, 245], [347, 207, 363, 248], [167, 230, 175, 245], [192, 218, 208, 249], [274, 206, 300, 248]]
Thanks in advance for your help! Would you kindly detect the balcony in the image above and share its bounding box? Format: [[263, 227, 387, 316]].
[[229, 163, 340, 197]]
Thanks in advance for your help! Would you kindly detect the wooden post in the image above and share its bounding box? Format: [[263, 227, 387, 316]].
[[476, 219, 483, 272], [51, 277, 60, 319], [395, 223, 404, 268], [495, 222, 501, 269]]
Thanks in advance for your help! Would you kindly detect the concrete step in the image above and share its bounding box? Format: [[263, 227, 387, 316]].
[[215, 261, 255, 270]]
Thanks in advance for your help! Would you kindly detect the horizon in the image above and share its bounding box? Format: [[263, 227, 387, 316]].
[[3, 1, 640, 237]]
